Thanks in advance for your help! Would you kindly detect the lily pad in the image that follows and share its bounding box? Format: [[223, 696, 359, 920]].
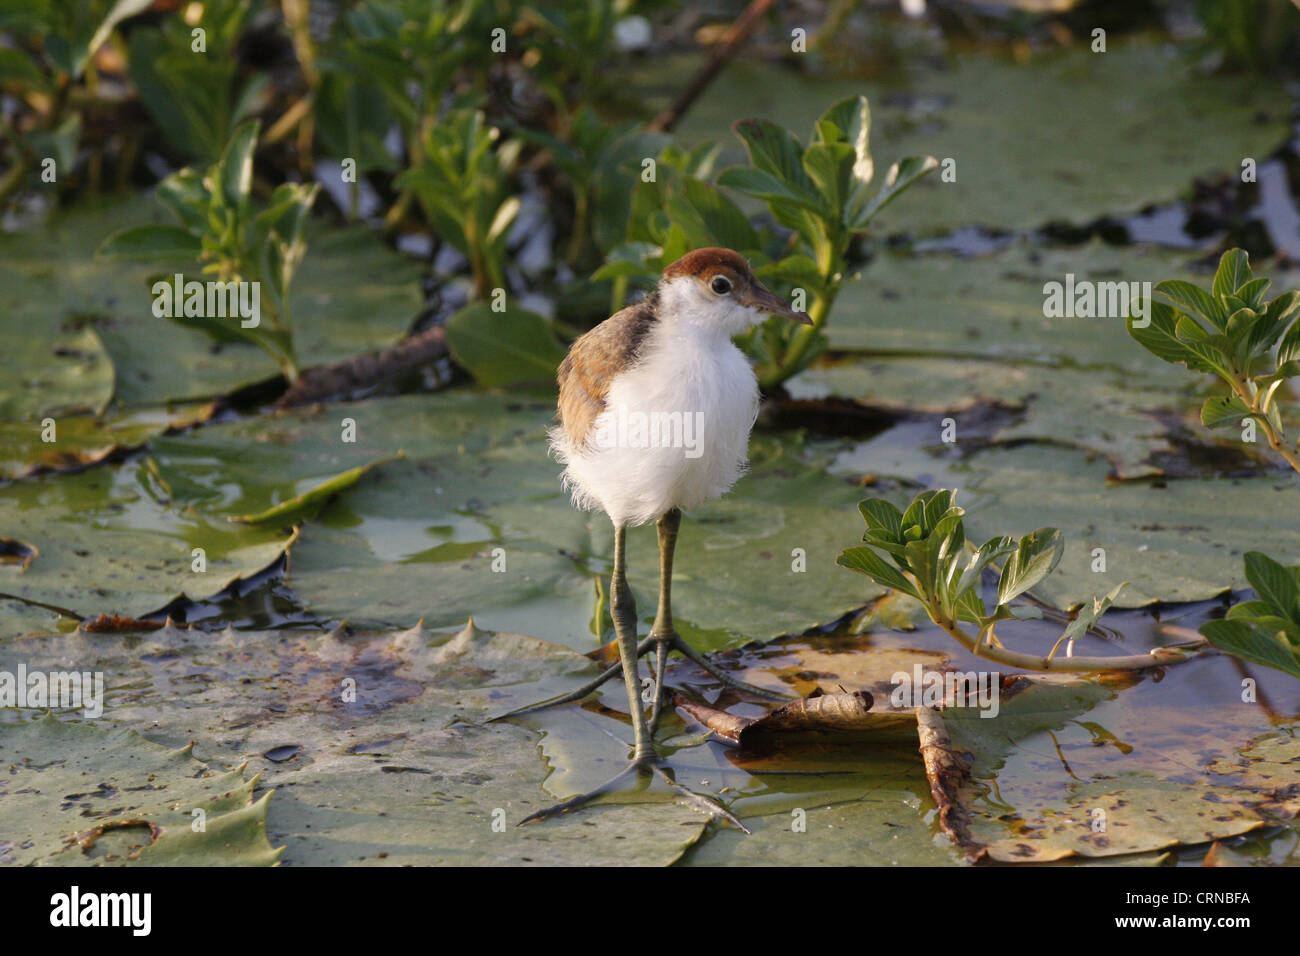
[[289, 433, 885, 652], [0, 404, 213, 480], [0, 714, 281, 866], [960, 442, 1300, 609], [826, 240, 1209, 375], [0, 621, 712, 865], [682, 789, 961, 866], [942, 681, 1296, 862], [0, 325, 114, 421], [633, 37, 1289, 234], [145, 388, 883, 650], [793, 354, 1191, 479], [0, 462, 294, 638], [0, 195, 423, 409]]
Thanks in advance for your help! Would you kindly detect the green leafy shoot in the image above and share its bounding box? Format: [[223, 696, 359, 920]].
[[1127, 248, 1300, 474], [125, 0, 261, 161], [97, 120, 319, 382], [838, 489, 1197, 673], [0, 0, 154, 201], [719, 97, 938, 387], [1128, 252, 1300, 679], [592, 98, 935, 387], [395, 106, 522, 299], [1200, 552, 1300, 679]]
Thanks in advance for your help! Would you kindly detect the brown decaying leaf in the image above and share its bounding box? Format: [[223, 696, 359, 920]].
[[916, 705, 987, 862], [82, 614, 167, 633], [1200, 841, 1249, 867]]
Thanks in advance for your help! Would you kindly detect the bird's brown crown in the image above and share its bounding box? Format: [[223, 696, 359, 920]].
[[661, 247, 754, 285]]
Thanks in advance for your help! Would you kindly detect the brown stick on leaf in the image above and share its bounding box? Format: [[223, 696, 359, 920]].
[[273, 326, 450, 409], [916, 705, 986, 862], [675, 689, 904, 747]]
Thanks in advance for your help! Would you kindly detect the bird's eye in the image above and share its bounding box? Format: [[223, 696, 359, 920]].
[[710, 276, 732, 295]]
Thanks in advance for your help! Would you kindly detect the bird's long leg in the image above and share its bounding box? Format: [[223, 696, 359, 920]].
[[518, 521, 747, 831], [646, 509, 791, 709], [647, 508, 680, 733], [609, 521, 654, 762]]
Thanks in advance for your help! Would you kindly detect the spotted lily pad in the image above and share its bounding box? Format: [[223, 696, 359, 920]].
[[941, 681, 1296, 862], [0, 621, 712, 865], [793, 355, 1192, 479], [0, 714, 281, 866]]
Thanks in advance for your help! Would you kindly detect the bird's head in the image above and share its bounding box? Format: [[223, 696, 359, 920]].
[[657, 247, 813, 336]]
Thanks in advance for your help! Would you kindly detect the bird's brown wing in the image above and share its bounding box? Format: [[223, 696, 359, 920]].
[[557, 299, 658, 449]]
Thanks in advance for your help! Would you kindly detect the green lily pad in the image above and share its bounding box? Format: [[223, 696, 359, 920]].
[[0, 620, 711, 865], [0, 325, 114, 421], [0, 714, 281, 866], [144, 387, 882, 650], [290, 433, 884, 652], [683, 788, 960, 866], [0, 462, 293, 638], [827, 240, 1209, 375], [0, 196, 255, 404], [0, 195, 423, 409], [960, 442, 1300, 609], [633, 37, 1289, 235], [793, 354, 1191, 479], [0, 404, 212, 480]]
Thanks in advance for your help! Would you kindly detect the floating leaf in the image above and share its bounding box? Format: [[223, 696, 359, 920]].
[[228, 452, 405, 525], [0, 715, 281, 866]]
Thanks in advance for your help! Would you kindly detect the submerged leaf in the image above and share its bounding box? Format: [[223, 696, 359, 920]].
[[228, 452, 405, 525]]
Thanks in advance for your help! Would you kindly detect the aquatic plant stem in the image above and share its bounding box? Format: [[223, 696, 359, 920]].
[[760, 284, 837, 388], [1230, 377, 1300, 476], [931, 609, 1204, 673]]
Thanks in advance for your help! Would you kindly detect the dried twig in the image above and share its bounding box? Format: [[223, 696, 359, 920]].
[[915, 705, 986, 862], [648, 0, 777, 133], [273, 326, 450, 409]]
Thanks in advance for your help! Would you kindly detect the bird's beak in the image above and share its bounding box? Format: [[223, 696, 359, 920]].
[[743, 282, 813, 325]]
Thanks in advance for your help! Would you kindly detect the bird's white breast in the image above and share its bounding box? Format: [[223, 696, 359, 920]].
[[555, 317, 760, 527]]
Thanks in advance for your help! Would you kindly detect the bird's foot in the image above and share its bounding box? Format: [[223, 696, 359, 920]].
[[487, 631, 792, 723], [516, 753, 749, 833], [652, 630, 792, 703]]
